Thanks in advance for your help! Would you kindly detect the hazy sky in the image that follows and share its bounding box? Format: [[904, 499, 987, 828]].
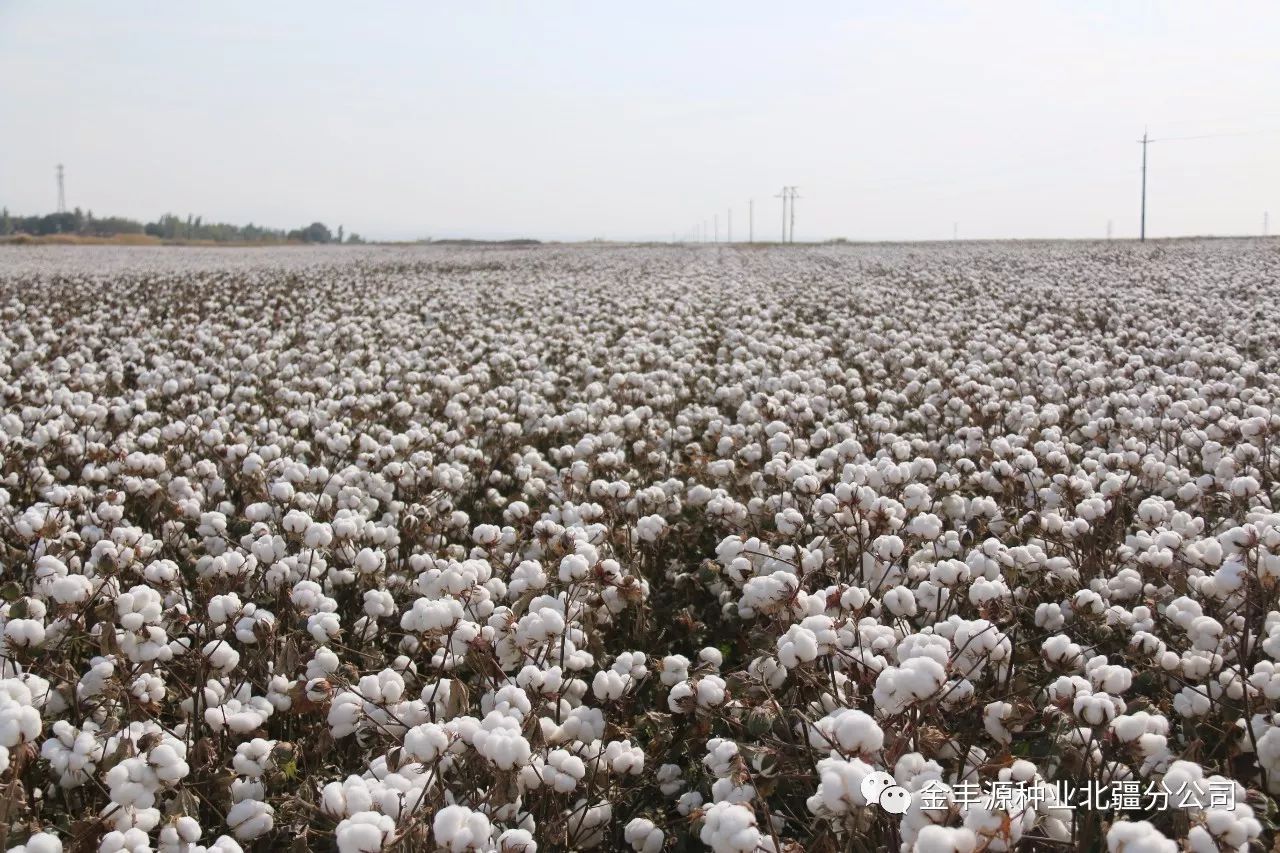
[[3, 2, 1278, 242]]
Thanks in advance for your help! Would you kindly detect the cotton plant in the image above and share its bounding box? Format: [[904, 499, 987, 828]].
[[0, 241, 1279, 850]]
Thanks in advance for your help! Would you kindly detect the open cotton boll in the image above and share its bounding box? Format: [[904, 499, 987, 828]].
[[4, 618, 47, 648], [98, 828, 152, 853], [6, 831, 64, 853], [0, 679, 43, 748], [806, 755, 875, 815], [808, 708, 884, 756], [433, 805, 492, 853], [699, 801, 768, 853], [1105, 821, 1177, 853], [913, 826, 978, 853], [497, 828, 537, 852], [335, 811, 396, 853], [225, 798, 274, 840], [201, 640, 240, 673], [625, 818, 664, 853], [659, 654, 691, 686]]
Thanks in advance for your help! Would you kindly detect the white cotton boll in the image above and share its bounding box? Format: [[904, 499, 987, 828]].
[[913, 826, 978, 853], [404, 722, 450, 762], [699, 801, 763, 853], [775, 507, 805, 535], [605, 739, 645, 775], [1110, 711, 1167, 743], [226, 798, 273, 840], [625, 818, 664, 853], [1105, 821, 1177, 853], [558, 553, 590, 582], [872, 657, 947, 715], [328, 692, 364, 738], [545, 748, 587, 792], [473, 721, 531, 770], [497, 828, 537, 852], [207, 593, 242, 624], [695, 674, 728, 708], [3, 618, 45, 648], [1188, 616, 1224, 651], [806, 755, 875, 815], [660, 654, 691, 686], [1073, 693, 1119, 726], [354, 548, 385, 575], [1035, 603, 1064, 630], [1087, 662, 1132, 695], [776, 624, 819, 668], [592, 669, 629, 700], [984, 701, 1015, 745], [98, 828, 152, 853], [232, 739, 276, 777], [432, 805, 492, 853], [676, 790, 704, 816], [308, 611, 342, 643], [1042, 634, 1082, 668], [968, 577, 1008, 606], [335, 811, 396, 853], [883, 586, 917, 617], [400, 597, 463, 633], [8, 831, 63, 853], [636, 514, 668, 542], [202, 641, 240, 673], [0, 681, 43, 747], [906, 513, 944, 541], [656, 763, 685, 796], [809, 708, 885, 756], [1173, 686, 1212, 718]]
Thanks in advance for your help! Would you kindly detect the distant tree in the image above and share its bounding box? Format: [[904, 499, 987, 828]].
[[299, 222, 333, 244], [347, 232, 365, 244], [1, 208, 10, 235], [338, 225, 344, 244]]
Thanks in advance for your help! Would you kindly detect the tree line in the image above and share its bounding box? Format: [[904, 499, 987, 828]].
[[0, 208, 362, 244]]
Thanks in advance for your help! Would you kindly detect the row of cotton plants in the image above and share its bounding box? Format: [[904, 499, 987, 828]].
[[0, 240, 1278, 852]]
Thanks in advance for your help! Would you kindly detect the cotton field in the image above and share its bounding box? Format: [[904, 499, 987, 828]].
[[2, 240, 1280, 853]]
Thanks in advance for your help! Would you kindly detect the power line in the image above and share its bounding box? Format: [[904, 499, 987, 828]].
[[1147, 128, 1280, 143]]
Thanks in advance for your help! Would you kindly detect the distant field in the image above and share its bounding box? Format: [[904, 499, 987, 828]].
[[0, 233, 303, 247]]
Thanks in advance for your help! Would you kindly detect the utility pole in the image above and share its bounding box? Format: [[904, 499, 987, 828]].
[[1139, 129, 1148, 242], [776, 187, 788, 242], [749, 199, 754, 243], [56, 164, 66, 214], [788, 187, 799, 243], [952, 222, 958, 241]]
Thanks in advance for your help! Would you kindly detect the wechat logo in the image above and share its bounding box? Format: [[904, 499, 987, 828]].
[[861, 770, 910, 815]]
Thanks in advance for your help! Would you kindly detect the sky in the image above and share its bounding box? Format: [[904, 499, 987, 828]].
[[2, 2, 1278, 242]]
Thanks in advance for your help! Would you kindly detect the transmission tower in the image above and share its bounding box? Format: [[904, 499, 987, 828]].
[[788, 187, 800, 243], [56, 164, 66, 214], [1139, 129, 1148, 241], [775, 187, 788, 242]]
